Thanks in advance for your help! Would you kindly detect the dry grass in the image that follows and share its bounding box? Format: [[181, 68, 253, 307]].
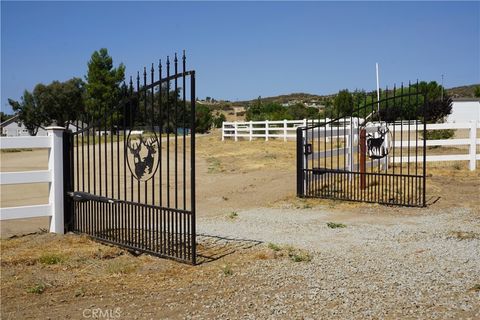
[[198, 131, 296, 173]]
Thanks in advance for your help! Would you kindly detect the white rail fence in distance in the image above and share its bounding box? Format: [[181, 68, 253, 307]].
[[222, 119, 480, 170]]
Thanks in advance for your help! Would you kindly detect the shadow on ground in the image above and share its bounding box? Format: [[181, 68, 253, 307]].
[[196, 233, 262, 264]]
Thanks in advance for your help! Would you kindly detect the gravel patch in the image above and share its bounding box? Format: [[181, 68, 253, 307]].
[[193, 207, 480, 319]]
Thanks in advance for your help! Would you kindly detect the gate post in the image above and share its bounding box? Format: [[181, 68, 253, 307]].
[[469, 120, 477, 171], [359, 128, 367, 190], [296, 127, 304, 197], [63, 130, 74, 232], [46, 126, 65, 234]]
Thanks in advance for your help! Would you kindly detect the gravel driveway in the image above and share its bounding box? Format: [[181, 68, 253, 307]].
[[193, 206, 480, 319]]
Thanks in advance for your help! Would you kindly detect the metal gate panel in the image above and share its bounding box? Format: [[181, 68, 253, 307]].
[[64, 53, 197, 264], [297, 84, 427, 207]]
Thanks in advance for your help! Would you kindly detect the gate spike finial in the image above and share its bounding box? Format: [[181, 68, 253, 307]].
[[183, 50, 186, 61], [151, 63, 154, 73], [174, 52, 178, 63]]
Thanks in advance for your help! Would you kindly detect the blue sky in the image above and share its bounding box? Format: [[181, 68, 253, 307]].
[[1, 1, 479, 114]]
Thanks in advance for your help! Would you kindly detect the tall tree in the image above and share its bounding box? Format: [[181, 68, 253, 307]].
[[8, 90, 48, 135], [8, 78, 85, 134], [33, 78, 85, 127], [334, 89, 353, 117], [84, 48, 125, 121]]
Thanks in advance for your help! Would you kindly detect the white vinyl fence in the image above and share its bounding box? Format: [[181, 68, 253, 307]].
[[0, 127, 65, 233], [223, 119, 480, 170]]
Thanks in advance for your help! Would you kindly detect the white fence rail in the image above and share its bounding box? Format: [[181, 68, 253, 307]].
[[223, 119, 480, 170], [0, 127, 65, 233]]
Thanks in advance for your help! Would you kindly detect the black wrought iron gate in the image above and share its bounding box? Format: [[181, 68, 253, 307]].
[[297, 84, 427, 207], [64, 52, 197, 264]]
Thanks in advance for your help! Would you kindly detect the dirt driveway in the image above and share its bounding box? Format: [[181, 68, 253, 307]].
[[1, 131, 479, 319]]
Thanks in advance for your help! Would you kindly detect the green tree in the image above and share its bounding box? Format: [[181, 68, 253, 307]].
[[8, 90, 48, 135], [0, 112, 14, 123], [84, 48, 125, 121], [33, 78, 85, 127], [333, 89, 353, 117], [8, 78, 85, 134], [213, 112, 226, 128], [474, 86, 480, 97], [195, 104, 213, 133]]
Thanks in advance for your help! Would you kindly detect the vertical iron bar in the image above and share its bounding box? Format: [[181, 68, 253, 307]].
[[190, 71, 196, 265]]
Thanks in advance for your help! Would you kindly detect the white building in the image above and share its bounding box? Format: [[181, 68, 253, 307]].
[[1, 115, 86, 136], [0, 115, 48, 136], [447, 98, 480, 123]]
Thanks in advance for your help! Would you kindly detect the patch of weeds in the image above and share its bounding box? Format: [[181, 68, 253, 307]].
[[285, 246, 312, 262], [38, 253, 64, 265], [469, 284, 480, 292], [448, 231, 479, 241], [327, 222, 347, 229], [302, 203, 312, 209], [267, 243, 281, 252], [207, 157, 222, 173], [27, 283, 46, 294], [75, 287, 86, 297], [452, 163, 462, 170], [106, 259, 137, 274], [255, 252, 269, 260], [221, 264, 233, 276], [264, 152, 277, 160], [228, 211, 238, 219]]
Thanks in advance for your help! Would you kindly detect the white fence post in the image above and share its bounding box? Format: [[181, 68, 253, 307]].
[[221, 122, 225, 141], [249, 121, 253, 141], [47, 126, 65, 234], [469, 120, 477, 171], [234, 123, 238, 142], [265, 120, 269, 141], [283, 119, 287, 142]]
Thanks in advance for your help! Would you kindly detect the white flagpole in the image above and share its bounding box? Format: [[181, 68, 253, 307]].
[[376, 63, 380, 114]]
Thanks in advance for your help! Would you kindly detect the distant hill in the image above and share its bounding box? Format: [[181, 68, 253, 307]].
[[235, 92, 335, 107], [446, 84, 480, 98], [232, 84, 479, 106]]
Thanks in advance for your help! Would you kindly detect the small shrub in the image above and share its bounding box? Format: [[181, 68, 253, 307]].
[[75, 287, 86, 297], [221, 264, 233, 276], [422, 129, 455, 140], [289, 251, 312, 262], [285, 246, 312, 262], [452, 163, 462, 170], [38, 253, 64, 265], [106, 260, 136, 274], [469, 284, 480, 292], [27, 283, 45, 294], [228, 211, 238, 219], [207, 157, 222, 173], [327, 222, 347, 229], [267, 243, 281, 252]]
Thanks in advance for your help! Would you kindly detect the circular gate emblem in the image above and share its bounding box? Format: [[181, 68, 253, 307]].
[[126, 133, 160, 182]]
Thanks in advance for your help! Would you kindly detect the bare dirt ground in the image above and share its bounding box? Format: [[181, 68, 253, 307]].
[[1, 130, 479, 319]]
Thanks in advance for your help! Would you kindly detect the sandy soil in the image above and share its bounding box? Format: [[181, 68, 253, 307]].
[[1, 130, 479, 319]]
